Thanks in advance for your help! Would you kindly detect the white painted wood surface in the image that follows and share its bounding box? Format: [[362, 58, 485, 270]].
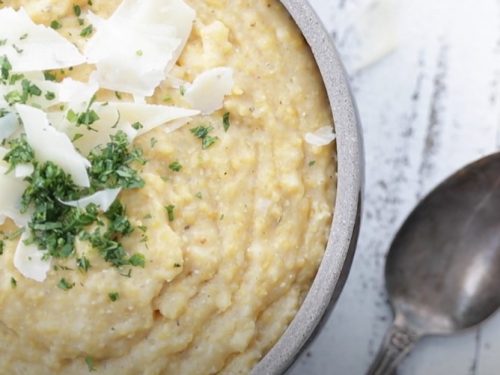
[[289, 0, 500, 374]]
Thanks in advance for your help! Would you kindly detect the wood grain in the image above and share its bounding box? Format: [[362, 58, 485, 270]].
[[289, 0, 500, 374]]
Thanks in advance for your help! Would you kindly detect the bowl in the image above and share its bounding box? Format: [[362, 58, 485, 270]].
[[251, 1, 363, 374]]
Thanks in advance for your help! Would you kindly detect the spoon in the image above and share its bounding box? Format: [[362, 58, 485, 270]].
[[367, 152, 500, 375]]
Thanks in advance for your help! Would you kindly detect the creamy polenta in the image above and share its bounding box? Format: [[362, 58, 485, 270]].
[[0, 0, 336, 374]]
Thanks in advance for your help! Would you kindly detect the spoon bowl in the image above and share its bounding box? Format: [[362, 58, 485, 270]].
[[368, 152, 500, 374]]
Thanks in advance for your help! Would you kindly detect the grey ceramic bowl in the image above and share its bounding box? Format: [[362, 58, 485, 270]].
[[251, 1, 363, 374]]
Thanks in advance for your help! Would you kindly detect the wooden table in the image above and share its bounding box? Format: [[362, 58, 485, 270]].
[[290, 0, 500, 374]]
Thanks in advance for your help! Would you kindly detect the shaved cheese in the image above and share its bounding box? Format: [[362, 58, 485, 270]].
[[58, 77, 99, 104], [59, 188, 121, 212], [85, 0, 195, 96], [163, 117, 192, 134], [0, 112, 19, 141], [14, 231, 51, 282], [185, 67, 234, 114], [15, 104, 91, 187], [0, 8, 85, 72], [14, 163, 34, 178], [0, 165, 30, 226], [49, 102, 199, 155], [305, 126, 336, 146]]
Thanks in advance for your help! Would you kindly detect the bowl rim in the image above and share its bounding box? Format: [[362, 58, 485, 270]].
[[250, 1, 363, 374]]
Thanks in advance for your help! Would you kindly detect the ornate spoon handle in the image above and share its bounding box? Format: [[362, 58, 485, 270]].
[[366, 322, 419, 375]]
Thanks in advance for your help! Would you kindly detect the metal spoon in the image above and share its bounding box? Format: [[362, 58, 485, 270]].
[[367, 152, 500, 375]]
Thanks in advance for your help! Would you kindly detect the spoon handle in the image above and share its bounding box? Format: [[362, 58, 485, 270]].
[[366, 322, 419, 375]]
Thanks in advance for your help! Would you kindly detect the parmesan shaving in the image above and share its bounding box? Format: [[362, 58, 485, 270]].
[[305, 126, 336, 146], [14, 231, 51, 282], [14, 163, 34, 178], [84, 0, 195, 96], [58, 77, 99, 104], [49, 102, 199, 155], [0, 165, 30, 227], [0, 112, 19, 141], [0, 7, 85, 72], [15, 104, 91, 187], [184, 67, 234, 114]]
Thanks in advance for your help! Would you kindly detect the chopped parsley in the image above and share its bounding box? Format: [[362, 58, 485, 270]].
[[77, 256, 91, 272], [150, 137, 158, 148], [67, 96, 100, 130], [223, 112, 230, 132], [128, 253, 145, 267], [108, 292, 120, 301], [73, 4, 82, 17], [9, 73, 24, 85], [3, 136, 34, 172], [85, 356, 96, 372], [195, 192, 203, 199], [50, 20, 62, 30], [114, 91, 123, 100], [0, 39, 7, 47], [19, 33, 28, 40], [10, 277, 16, 288], [80, 24, 94, 37], [4, 79, 43, 105], [168, 161, 182, 172], [45, 91, 56, 100], [131, 121, 143, 130], [57, 278, 74, 290], [88, 131, 145, 190], [179, 85, 186, 96], [308, 160, 316, 167], [136, 50, 143, 57], [0, 240, 4, 255], [4, 132, 147, 269], [43, 71, 57, 81], [190, 125, 218, 149], [0, 55, 12, 80], [165, 205, 175, 222]]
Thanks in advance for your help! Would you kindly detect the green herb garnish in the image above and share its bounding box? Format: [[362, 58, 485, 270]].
[[43, 71, 57, 81], [80, 24, 93, 37], [10, 277, 16, 288], [57, 278, 74, 290], [85, 356, 96, 372], [77, 256, 91, 272], [50, 20, 62, 30], [108, 292, 120, 301], [168, 161, 182, 172], [0, 55, 12, 80], [131, 122, 143, 130], [165, 205, 175, 222], [190, 125, 218, 149], [128, 253, 145, 267], [45, 91, 56, 100], [73, 5, 82, 17], [3, 136, 34, 172], [88, 131, 145, 190], [223, 112, 230, 132]]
